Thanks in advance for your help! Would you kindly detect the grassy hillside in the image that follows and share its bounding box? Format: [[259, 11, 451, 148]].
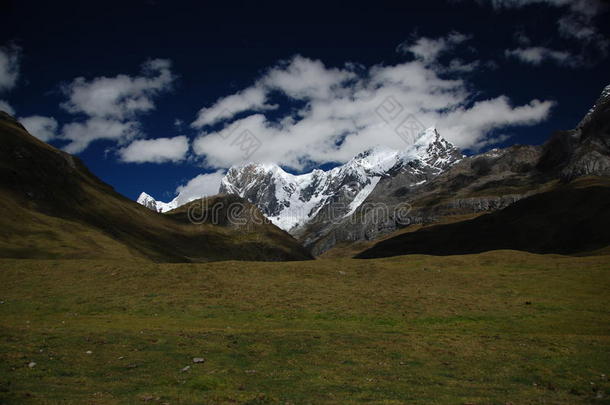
[[357, 178, 610, 259], [1, 251, 609, 404], [0, 113, 311, 262]]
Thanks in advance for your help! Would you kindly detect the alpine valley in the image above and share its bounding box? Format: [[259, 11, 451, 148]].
[[2, 74, 610, 405], [138, 85, 610, 257]]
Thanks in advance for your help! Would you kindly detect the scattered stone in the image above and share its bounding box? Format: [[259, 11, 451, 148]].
[[192, 357, 205, 364], [27, 362, 36, 368], [118, 356, 125, 360], [86, 351, 92, 355], [338, 271, 346, 275], [245, 369, 256, 374], [180, 366, 190, 373], [569, 387, 581, 395]]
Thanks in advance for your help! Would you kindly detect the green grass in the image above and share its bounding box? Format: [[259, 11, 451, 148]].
[[1, 251, 609, 404]]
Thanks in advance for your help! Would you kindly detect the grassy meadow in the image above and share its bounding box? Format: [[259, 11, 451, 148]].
[[0, 251, 609, 404]]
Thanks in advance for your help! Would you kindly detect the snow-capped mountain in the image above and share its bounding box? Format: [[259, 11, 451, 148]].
[[219, 127, 462, 232], [136, 127, 462, 233], [136, 192, 178, 213]]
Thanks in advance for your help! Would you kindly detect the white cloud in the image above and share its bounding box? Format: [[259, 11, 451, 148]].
[[446, 58, 480, 72], [191, 50, 554, 170], [192, 86, 273, 128], [0, 45, 20, 92], [60, 59, 175, 153], [191, 55, 355, 129], [0, 99, 14, 115], [62, 118, 140, 154], [119, 135, 189, 163], [0, 47, 61, 141], [175, 170, 225, 206], [61, 59, 174, 119], [397, 31, 471, 66], [483, 0, 609, 58], [437, 96, 555, 148], [261, 55, 356, 100], [19, 115, 59, 141], [505, 47, 572, 65]]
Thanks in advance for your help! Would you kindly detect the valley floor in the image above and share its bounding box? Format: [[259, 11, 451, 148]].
[[0, 251, 609, 404]]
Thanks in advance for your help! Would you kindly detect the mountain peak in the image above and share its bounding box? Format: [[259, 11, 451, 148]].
[[137, 191, 154, 202], [217, 127, 462, 232], [578, 84, 610, 129], [139, 128, 462, 231], [136, 192, 178, 213]]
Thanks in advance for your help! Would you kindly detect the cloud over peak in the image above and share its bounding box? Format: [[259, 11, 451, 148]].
[[190, 47, 554, 170]]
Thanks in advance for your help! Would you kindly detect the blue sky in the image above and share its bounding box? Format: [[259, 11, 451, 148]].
[[1, 0, 608, 203]]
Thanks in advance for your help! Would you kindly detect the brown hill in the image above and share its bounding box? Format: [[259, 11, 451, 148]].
[[0, 112, 312, 262]]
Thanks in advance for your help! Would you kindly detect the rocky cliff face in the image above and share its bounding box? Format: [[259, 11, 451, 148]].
[[538, 84, 610, 180]]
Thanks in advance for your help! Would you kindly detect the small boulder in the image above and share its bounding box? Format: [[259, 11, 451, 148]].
[[192, 357, 205, 364]]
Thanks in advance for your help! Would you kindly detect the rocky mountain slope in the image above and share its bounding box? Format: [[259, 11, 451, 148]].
[[537, 84, 610, 180], [303, 85, 610, 255], [216, 128, 463, 253], [137, 84, 609, 257], [306, 143, 546, 255], [356, 177, 610, 258], [0, 112, 311, 262]]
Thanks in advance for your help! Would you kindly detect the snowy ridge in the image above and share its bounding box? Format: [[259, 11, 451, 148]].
[[136, 192, 178, 213], [219, 127, 462, 232], [136, 127, 462, 231]]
